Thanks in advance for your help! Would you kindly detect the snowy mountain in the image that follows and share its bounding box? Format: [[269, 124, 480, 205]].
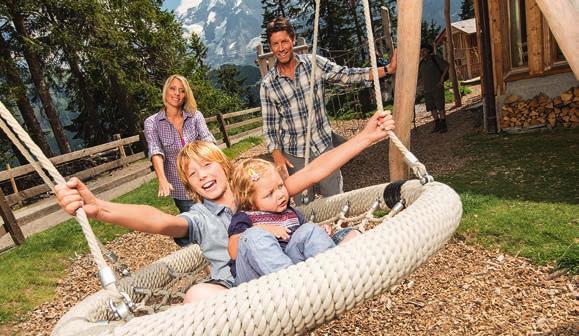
[[175, 0, 263, 67]]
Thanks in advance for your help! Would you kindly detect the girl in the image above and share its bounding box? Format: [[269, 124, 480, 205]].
[[144, 74, 215, 213], [228, 158, 346, 285]]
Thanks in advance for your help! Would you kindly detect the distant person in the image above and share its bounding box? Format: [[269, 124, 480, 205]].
[[144, 74, 215, 212], [418, 44, 449, 133], [260, 16, 397, 205]]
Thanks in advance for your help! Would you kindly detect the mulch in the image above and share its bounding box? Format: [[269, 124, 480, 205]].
[[7, 88, 579, 335]]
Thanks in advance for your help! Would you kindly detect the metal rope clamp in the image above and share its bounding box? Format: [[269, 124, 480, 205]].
[[403, 152, 434, 185], [108, 292, 136, 321]]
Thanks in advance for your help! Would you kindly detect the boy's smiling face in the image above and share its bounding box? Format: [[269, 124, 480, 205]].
[[187, 159, 230, 203]]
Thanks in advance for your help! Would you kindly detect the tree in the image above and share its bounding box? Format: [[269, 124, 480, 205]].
[[421, 20, 442, 48], [0, 30, 54, 157], [445, 0, 462, 107], [459, 0, 475, 20], [5, 0, 71, 154]]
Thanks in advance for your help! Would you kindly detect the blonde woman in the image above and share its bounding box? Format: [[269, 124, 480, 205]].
[[144, 74, 215, 212]]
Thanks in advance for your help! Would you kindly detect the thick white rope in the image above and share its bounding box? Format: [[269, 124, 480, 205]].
[[0, 114, 54, 190], [302, 0, 321, 176], [360, 0, 430, 180], [0, 101, 119, 293]]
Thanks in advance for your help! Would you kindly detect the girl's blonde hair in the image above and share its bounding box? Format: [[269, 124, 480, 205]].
[[177, 141, 233, 202], [231, 158, 276, 210], [162, 74, 197, 113]]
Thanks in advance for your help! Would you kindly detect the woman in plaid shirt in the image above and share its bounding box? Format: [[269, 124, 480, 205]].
[[144, 74, 215, 213]]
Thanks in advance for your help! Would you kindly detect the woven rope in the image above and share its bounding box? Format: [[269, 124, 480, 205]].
[[53, 181, 462, 336], [0, 101, 118, 293]]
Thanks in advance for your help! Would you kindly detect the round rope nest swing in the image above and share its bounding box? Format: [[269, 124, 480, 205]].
[[0, 1, 462, 335]]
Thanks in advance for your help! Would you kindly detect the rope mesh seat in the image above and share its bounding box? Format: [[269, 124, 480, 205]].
[[52, 181, 462, 336]]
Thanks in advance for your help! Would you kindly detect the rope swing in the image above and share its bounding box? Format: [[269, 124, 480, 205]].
[[0, 1, 462, 334]]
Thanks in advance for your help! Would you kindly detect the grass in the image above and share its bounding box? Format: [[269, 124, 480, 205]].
[[438, 128, 578, 273], [0, 137, 262, 325]]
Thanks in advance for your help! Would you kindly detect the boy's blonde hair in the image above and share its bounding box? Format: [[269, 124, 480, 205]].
[[231, 158, 276, 210], [162, 74, 197, 113], [177, 141, 233, 202]]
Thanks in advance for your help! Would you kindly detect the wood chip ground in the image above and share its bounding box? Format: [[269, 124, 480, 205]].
[[7, 88, 579, 335]]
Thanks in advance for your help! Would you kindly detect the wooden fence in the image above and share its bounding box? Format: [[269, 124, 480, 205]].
[[0, 106, 264, 247]]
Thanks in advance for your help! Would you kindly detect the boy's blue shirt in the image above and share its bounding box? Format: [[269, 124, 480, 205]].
[[175, 199, 235, 286]]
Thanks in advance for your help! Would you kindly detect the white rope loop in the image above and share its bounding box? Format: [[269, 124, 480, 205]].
[[0, 101, 119, 294]]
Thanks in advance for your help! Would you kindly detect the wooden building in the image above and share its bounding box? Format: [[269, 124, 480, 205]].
[[473, 0, 578, 132], [436, 18, 481, 81]]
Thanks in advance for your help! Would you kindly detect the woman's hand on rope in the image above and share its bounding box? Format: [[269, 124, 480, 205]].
[[55, 177, 100, 218], [361, 110, 395, 144], [157, 179, 174, 197]]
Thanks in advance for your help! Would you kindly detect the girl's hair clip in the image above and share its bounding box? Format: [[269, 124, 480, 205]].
[[247, 168, 260, 182]]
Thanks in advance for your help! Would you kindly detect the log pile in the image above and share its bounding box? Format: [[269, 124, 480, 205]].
[[500, 87, 579, 130]]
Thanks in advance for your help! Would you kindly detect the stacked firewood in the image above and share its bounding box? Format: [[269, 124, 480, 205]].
[[500, 87, 578, 130]]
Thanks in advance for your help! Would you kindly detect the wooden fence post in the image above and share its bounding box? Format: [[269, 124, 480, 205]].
[[6, 164, 23, 207], [0, 188, 25, 245], [113, 134, 127, 166], [217, 113, 231, 148]]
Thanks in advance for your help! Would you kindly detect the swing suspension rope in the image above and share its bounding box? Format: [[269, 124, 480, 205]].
[[301, 0, 432, 205]]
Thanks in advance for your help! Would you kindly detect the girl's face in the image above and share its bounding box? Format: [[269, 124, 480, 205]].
[[251, 166, 289, 213], [166, 78, 186, 109], [187, 158, 230, 203]]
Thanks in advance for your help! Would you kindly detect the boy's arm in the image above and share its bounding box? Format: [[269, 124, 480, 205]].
[[285, 111, 395, 196], [56, 177, 188, 238], [228, 234, 241, 259]]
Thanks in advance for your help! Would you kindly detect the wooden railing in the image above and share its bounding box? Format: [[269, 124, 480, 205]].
[[0, 134, 146, 245], [206, 107, 263, 148]]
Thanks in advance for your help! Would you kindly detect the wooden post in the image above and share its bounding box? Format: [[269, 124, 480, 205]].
[[256, 43, 269, 77], [217, 113, 231, 148], [535, 0, 579, 79], [112, 134, 127, 166], [0, 188, 25, 245], [380, 6, 394, 54], [389, 0, 423, 181], [445, 0, 462, 107], [525, 0, 544, 75], [6, 164, 23, 207]]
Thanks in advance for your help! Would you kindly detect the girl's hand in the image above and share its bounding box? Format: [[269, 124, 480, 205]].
[[362, 110, 395, 144], [258, 224, 291, 240], [321, 224, 333, 236]]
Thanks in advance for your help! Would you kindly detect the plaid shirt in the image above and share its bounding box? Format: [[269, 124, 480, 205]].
[[143, 109, 215, 200], [260, 54, 370, 157]]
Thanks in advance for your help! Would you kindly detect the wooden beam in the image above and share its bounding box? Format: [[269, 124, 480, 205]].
[[380, 6, 394, 54], [526, 0, 544, 75], [535, 0, 579, 79], [0, 188, 24, 244], [389, 0, 423, 181], [445, 0, 462, 107]]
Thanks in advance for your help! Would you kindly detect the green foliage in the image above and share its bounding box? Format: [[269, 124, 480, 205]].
[[443, 82, 472, 103], [439, 129, 579, 273], [459, 0, 475, 20], [421, 19, 442, 47]]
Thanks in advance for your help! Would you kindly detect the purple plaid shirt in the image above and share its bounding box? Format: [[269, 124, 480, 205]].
[[144, 109, 215, 200]]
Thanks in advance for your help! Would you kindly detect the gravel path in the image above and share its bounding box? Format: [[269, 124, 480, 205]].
[[8, 88, 579, 335]]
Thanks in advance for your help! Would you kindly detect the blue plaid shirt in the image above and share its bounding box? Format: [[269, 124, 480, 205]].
[[260, 54, 370, 157], [143, 109, 215, 200]]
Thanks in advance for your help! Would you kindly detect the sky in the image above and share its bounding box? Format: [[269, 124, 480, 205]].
[[162, 0, 180, 12]]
